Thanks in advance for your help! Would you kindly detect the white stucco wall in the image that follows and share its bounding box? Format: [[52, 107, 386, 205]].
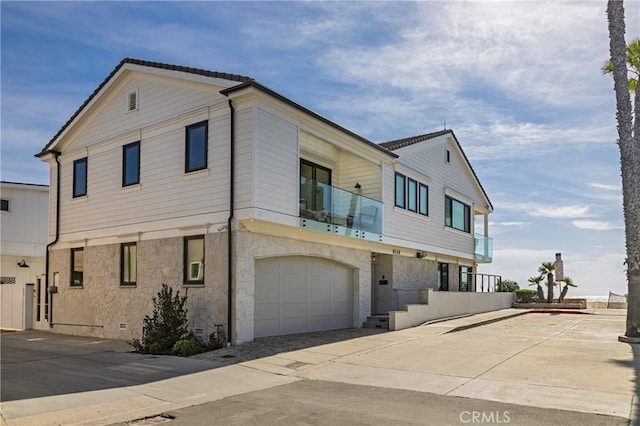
[[389, 289, 514, 330], [234, 231, 371, 344]]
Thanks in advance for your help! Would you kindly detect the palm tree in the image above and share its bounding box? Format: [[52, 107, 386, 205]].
[[558, 276, 577, 304], [602, 38, 640, 91], [528, 276, 544, 303], [606, 0, 640, 339], [538, 262, 555, 303]]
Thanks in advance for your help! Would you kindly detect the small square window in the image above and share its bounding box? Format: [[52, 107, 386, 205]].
[[0, 199, 8, 211]]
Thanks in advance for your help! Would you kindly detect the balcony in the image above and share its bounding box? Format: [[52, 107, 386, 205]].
[[299, 178, 383, 241], [474, 234, 493, 263]]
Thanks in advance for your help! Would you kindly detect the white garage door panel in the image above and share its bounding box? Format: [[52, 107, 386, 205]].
[[255, 256, 354, 338]]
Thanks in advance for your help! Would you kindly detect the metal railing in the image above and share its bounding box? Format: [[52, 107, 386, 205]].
[[474, 273, 502, 292]]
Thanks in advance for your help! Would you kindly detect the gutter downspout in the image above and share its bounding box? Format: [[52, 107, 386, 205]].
[[46, 150, 62, 328], [227, 99, 235, 345]]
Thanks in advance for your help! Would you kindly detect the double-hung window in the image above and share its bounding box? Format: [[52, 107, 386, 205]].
[[122, 142, 140, 186], [185, 121, 208, 173], [73, 158, 88, 198], [184, 235, 205, 285], [70, 248, 84, 287], [121, 242, 137, 286], [445, 196, 471, 233]]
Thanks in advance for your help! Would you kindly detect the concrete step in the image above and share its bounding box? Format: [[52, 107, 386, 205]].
[[362, 315, 389, 329]]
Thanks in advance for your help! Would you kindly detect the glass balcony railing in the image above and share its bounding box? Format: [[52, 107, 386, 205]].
[[299, 178, 383, 237], [474, 234, 493, 263]]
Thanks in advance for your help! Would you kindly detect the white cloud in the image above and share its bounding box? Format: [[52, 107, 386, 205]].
[[588, 182, 621, 191], [312, 2, 613, 106], [571, 220, 624, 231], [491, 221, 530, 228], [500, 202, 592, 219]]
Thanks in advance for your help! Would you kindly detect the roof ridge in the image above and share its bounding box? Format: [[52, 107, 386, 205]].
[[121, 58, 253, 83], [379, 129, 452, 150]]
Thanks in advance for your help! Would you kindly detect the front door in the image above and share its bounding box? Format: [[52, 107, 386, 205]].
[[34, 274, 49, 330]]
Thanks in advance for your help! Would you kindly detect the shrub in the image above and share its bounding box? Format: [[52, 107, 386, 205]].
[[172, 333, 206, 357], [515, 289, 537, 303], [207, 324, 227, 350], [498, 279, 519, 292], [129, 284, 190, 355]]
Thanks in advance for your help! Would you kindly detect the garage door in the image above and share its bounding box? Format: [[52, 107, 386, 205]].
[[255, 256, 354, 338]]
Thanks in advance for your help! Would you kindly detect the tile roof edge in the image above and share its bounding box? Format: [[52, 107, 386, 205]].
[[37, 58, 253, 156]]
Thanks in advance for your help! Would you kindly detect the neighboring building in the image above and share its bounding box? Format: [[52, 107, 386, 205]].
[[0, 181, 49, 330], [36, 58, 493, 344]]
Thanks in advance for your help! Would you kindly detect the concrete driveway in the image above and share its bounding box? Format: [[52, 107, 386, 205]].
[[1, 309, 636, 425]]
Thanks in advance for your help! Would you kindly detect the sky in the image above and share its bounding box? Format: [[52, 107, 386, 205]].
[[1, 1, 638, 297]]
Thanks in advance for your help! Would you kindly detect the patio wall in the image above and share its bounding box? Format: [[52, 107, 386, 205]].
[[389, 289, 514, 331]]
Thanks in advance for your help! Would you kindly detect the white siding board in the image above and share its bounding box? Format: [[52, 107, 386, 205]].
[[300, 131, 337, 168], [383, 134, 484, 256], [64, 75, 226, 153], [1, 185, 49, 256], [254, 107, 299, 216], [233, 106, 254, 210], [58, 109, 232, 235], [337, 153, 381, 200]]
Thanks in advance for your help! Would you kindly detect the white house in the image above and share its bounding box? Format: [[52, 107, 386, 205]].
[[36, 58, 497, 344], [0, 181, 49, 330]]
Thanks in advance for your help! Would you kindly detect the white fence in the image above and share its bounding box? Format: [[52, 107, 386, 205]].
[[0, 283, 33, 330]]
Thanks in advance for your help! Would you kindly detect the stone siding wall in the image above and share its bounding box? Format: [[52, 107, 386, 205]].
[[48, 233, 228, 341]]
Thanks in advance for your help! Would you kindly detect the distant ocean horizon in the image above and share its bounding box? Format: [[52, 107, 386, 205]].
[[573, 294, 627, 302]]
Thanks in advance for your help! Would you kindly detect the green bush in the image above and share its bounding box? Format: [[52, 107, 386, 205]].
[[498, 279, 519, 292], [515, 289, 537, 303], [129, 284, 190, 355], [173, 333, 206, 357]]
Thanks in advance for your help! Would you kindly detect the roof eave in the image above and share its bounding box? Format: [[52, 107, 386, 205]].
[[221, 81, 398, 159]]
